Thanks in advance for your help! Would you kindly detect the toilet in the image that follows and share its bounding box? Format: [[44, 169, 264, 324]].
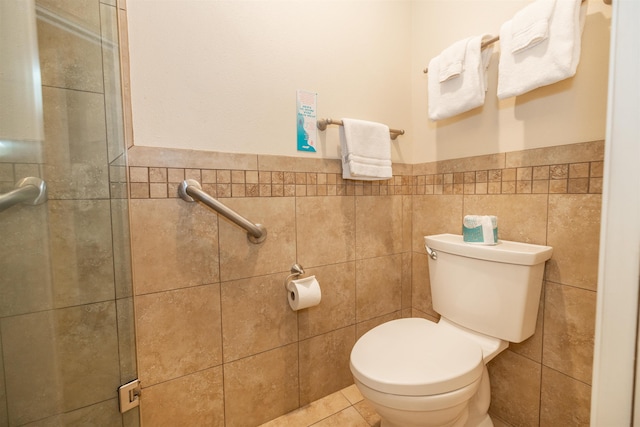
[[350, 233, 553, 427]]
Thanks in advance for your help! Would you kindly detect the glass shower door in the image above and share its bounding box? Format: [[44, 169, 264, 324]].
[[0, 0, 137, 425]]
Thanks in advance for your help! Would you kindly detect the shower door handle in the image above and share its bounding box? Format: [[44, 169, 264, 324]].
[[0, 177, 47, 213]]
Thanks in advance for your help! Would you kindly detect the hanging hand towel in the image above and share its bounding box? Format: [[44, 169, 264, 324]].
[[497, 0, 587, 99], [340, 118, 392, 181], [428, 34, 495, 121]]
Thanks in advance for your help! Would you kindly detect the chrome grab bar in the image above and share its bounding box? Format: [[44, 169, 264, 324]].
[[0, 177, 47, 213], [178, 179, 267, 244]]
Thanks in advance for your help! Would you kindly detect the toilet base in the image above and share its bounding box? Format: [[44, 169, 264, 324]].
[[362, 366, 494, 427], [473, 414, 494, 427]]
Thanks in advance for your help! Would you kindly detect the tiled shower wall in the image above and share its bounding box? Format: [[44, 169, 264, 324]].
[[0, 0, 137, 425], [128, 140, 602, 426]]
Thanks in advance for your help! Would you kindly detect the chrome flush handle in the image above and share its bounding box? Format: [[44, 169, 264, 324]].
[[425, 244, 437, 260]]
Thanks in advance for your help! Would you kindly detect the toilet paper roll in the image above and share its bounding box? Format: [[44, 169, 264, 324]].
[[287, 275, 321, 311]]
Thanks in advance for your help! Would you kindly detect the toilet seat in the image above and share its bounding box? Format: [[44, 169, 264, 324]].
[[350, 318, 484, 396]]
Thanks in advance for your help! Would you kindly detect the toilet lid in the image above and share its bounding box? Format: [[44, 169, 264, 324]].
[[350, 318, 484, 396]]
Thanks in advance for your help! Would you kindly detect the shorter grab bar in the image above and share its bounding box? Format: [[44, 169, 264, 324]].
[[178, 179, 267, 244], [0, 177, 47, 213]]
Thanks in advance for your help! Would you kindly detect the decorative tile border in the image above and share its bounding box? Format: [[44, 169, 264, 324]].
[[128, 160, 603, 199], [128, 167, 412, 199], [126, 141, 604, 199], [0, 152, 604, 199], [413, 161, 604, 196]]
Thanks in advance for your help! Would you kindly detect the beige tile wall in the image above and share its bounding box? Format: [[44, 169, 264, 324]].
[[411, 140, 603, 427], [129, 140, 602, 426], [128, 148, 412, 426]]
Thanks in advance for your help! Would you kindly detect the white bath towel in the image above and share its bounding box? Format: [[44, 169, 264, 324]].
[[340, 118, 392, 181], [428, 34, 495, 121], [497, 0, 587, 99]]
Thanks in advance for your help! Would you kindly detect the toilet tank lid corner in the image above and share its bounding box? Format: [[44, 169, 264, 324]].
[[424, 233, 553, 265]]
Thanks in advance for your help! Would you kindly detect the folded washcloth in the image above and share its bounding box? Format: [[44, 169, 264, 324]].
[[511, 0, 555, 54], [428, 34, 495, 121], [340, 118, 392, 181], [438, 37, 468, 83], [497, 0, 587, 99]]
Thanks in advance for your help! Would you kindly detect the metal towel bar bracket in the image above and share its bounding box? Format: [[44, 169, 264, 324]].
[[178, 179, 267, 244], [0, 177, 47, 213]]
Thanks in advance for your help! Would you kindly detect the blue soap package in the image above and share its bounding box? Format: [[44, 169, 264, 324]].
[[463, 215, 498, 244]]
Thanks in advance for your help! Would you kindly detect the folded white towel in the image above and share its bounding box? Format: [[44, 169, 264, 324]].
[[428, 34, 495, 121], [340, 118, 392, 181], [438, 37, 468, 83], [511, 0, 555, 54], [497, 0, 587, 100]]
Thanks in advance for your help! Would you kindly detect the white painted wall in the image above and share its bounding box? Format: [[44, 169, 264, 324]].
[[411, 0, 612, 162], [127, 0, 611, 164], [126, 0, 412, 162]]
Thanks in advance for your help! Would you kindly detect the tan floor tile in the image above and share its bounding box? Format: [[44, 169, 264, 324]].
[[260, 391, 351, 427], [310, 407, 370, 427], [340, 384, 363, 405], [353, 399, 381, 426]]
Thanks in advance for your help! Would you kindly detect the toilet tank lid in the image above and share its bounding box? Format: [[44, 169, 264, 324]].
[[425, 234, 553, 266]]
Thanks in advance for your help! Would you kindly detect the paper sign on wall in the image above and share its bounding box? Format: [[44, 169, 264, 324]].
[[296, 90, 317, 152]]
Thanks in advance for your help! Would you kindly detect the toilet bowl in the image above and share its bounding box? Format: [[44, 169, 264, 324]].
[[350, 234, 553, 427], [350, 317, 499, 427]]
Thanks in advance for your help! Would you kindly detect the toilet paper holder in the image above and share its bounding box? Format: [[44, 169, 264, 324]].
[[284, 263, 305, 289]]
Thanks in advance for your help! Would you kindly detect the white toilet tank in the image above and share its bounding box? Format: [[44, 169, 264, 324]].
[[424, 234, 553, 343]]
